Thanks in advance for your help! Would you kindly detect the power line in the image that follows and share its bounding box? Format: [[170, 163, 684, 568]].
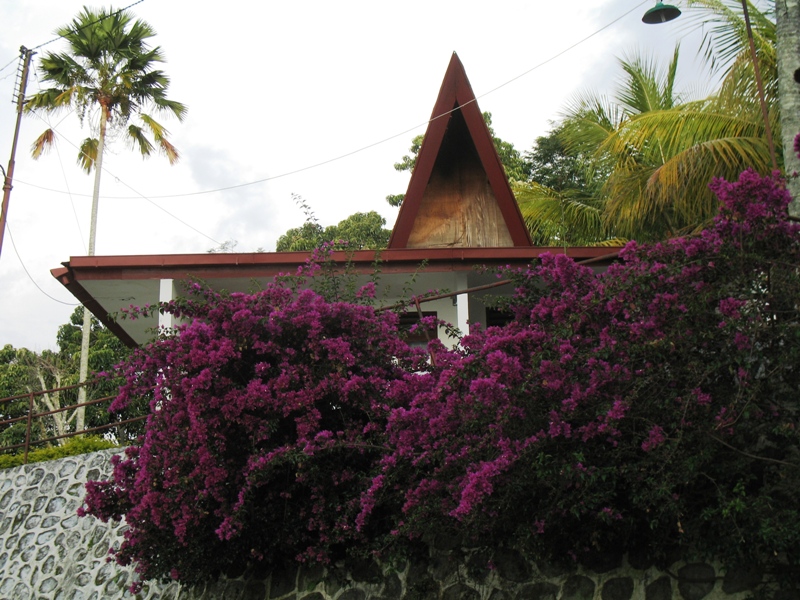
[[0, 1, 146, 78], [4, 222, 79, 307], [13, 0, 654, 203], [24, 107, 223, 246], [30, 0, 146, 51]]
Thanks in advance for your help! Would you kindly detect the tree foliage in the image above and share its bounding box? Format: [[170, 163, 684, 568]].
[[25, 6, 187, 170], [83, 170, 800, 593], [562, 2, 777, 243], [276, 211, 391, 252], [0, 308, 133, 450]]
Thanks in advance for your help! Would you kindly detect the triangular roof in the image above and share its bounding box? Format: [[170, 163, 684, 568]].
[[388, 52, 532, 249]]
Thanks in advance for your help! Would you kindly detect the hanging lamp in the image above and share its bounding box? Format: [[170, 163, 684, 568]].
[[642, 1, 681, 24]]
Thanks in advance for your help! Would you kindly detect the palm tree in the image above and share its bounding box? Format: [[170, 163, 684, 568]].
[[598, 0, 779, 240], [517, 46, 684, 244], [530, 0, 779, 243], [24, 7, 186, 431]]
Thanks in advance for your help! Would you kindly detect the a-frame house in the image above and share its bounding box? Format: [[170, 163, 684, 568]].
[[51, 53, 613, 348]]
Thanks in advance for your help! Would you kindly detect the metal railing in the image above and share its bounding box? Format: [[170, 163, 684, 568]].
[[0, 380, 147, 464]]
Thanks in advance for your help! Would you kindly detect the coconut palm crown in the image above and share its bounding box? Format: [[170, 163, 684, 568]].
[[25, 6, 187, 173]]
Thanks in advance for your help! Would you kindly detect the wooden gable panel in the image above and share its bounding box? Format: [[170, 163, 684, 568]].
[[389, 52, 532, 249], [406, 106, 514, 248]]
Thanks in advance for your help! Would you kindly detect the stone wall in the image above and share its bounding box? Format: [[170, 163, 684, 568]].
[[0, 451, 770, 599]]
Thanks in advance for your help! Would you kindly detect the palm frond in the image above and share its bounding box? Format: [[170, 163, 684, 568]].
[[139, 114, 180, 163], [514, 181, 615, 246], [30, 129, 56, 159], [158, 137, 179, 164], [683, 0, 775, 76], [77, 137, 98, 173], [127, 124, 155, 158], [616, 45, 682, 115]]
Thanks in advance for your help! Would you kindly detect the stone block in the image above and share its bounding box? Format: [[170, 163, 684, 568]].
[[242, 579, 267, 600], [431, 552, 459, 583], [58, 459, 77, 478], [0, 489, 12, 511], [298, 562, 325, 591], [677, 563, 716, 600], [645, 576, 672, 600], [406, 561, 429, 587], [493, 548, 531, 583], [561, 575, 595, 600], [38, 577, 58, 594], [348, 557, 383, 584], [24, 514, 41, 530], [381, 573, 402, 599], [601, 577, 634, 600], [45, 496, 65, 514], [10, 581, 30, 600], [27, 468, 45, 486], [516, 582, 559, 600], [721, 567, 761, 593], [466, 550, 492, 582], [39, 474, 55, 494], [11, 504, 30, 534], [536, 559, 571, 578], [271, 568, 298, 598], [36, 529, 56, 545], [407, 576, 438, 599]]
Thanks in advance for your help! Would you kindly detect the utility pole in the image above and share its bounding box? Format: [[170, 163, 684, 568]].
[[0, 46, 34, 260]]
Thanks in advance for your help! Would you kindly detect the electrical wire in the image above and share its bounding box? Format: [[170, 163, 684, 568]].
[[0, 55, 20, 78], [30, 0, 145, 51], [24, 107, 223, 247], [4, 223, 79, 306], [0, 1, 146, 79], [32, 69, 87, 253], [14, 0, 653, 202]]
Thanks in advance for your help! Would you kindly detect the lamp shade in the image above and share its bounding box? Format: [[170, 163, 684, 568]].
[[642, 2, 681, 23]]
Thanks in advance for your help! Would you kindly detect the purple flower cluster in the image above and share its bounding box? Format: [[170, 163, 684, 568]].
[[82, 170, 800, 588]]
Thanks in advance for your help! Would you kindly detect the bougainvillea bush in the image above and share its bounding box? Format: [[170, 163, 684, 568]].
[[81, 281, 430, 586], [369, 170, 800, 573], [82, 170, 800, 589]]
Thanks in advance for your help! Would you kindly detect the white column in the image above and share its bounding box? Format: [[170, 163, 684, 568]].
[[454, 272, 470, 337], [158, 279, 175, 331]]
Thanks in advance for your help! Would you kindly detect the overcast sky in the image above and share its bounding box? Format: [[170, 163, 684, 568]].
[[0, 0, 722, 351]]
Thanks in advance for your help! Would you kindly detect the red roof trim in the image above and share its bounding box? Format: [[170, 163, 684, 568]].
[[388, 52, 532, 249], [51, 266, 138, 347], [55, 246, 615, 280]]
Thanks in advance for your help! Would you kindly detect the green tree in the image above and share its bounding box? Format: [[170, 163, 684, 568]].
[[0, 345, 31, 449], [525, 124, 592, 192], [24, 7, 186, 430], [386, 112, 530, 207], [557, 45, 689, 242], [554, 1, 780, 243], [514, 124, 618, 246], [0, 308, 132, 451], [276, 211, 391, 251]]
